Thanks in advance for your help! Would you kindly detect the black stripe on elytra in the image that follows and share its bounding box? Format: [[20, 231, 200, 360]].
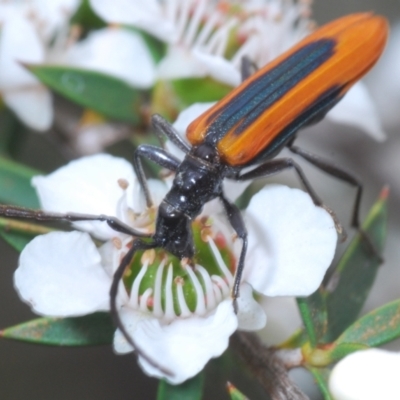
[[204, 38, 336, 145], [247, 84, 344, 166]]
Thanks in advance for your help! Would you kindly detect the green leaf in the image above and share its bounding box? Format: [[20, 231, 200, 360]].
[[0, 230, 33, 252], [0, 157, 42, 251], [297, 288, 327, 347], [172, 77, 232, 107], [334, 299, 400, 350], [0, 108, 28, 157], [70, 0, 106, 29], [307, 367, 333, 400], [157, 373, 204, 400], [227, 382, 248, 400], [152, 77, 232, 120], [0, 313, 114, 346], [204, 349, 270, 399], [324, 187, 388, 342], [27, 65, 145, 124], [0, 217, 53, 252], [0, 156, 39, 207], [277, 328, 308, 349]]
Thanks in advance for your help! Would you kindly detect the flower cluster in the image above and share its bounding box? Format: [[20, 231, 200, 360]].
[[0, 0, 386, 142], [0, 0, 80, 130]]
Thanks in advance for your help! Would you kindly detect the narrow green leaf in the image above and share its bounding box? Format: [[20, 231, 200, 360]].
[[297, 288, 327, 347], [157, 373, 204, 400], [0, 217, 53, 252], [334, 299, 400, 349], [0, 156, 39, 207], [0, 108, 28, 156], [0, 313, 114, 346], [277, 328, 308, 349], [152, 77, 232, 120], [307, 367, 333, 400], [70, 0, 106, 28], [324, 187, 388, 341], [0, 158, 42, 251], [227, 382, 249, 400], [172, 77, 232, 108], [27, 65, 145, 124], [0, 230, 33, 252]]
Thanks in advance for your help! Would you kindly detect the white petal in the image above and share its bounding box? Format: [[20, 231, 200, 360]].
[[157, 47, 207, 80], [367, 23, 400, 129], [0, 16, 44, 89], [66, 28, 156, 89], [113, 299, 238, 383], [3, 86, 53, 131], [31, 0, 80, 40], [237, 282, 266, 331], [14, 231, 110, 316], [192, 49, 241, 86], [329, 349, 400, 400], [173, 102, 215, 135], [244, 185, 336, 297], [32, 154, 139, 239], [89, 0, 174, 41], [326, 82, 386, 141]]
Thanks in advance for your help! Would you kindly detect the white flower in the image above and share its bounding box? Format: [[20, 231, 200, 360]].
[[0, 0, 80, 130], [329, 349, 400, 400], [88, 0, 385, 140], [14, 152, 336, 384], [90, 0, 312, 86]]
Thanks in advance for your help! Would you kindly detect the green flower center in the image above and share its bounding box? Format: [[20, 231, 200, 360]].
[[122, 219, 236, 321]]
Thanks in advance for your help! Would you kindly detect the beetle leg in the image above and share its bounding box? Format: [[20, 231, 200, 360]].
[[109, 238, 174, 377], [240, 56, 258, 81], [287, 143, 362, 228], [151, 114, 191, 154], [133, 144, 181, 208], [287, 143, 383, 261], [237, 158, 347, 241], [219, 194, 248, 313], [0, 205, 151, 237]]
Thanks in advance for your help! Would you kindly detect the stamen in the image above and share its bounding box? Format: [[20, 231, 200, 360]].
[[112, 237, 122, 249], [176, 277, 191, 317], [117, 179, 128, 190], [205, 18, 238, 56], [212, 281, 223, 303], [116, 186, 129, 222], [194, 12, 220, 47], [164, 263, 176, 321], [208, 237, 234, 286], [185, 265, 206, 315], [195, 264, 216, 310], [139, 288, 153, 312], [129, 262, 149, 308], [184, 0, 207, 47], [153, 259, 166, 317], [175, 0, 192, 44], [211, 275, 230, 297], [166, 0, 179, 27]]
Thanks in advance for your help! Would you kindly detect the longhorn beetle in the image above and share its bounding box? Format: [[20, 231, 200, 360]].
[[0, 13, 388, 376]]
